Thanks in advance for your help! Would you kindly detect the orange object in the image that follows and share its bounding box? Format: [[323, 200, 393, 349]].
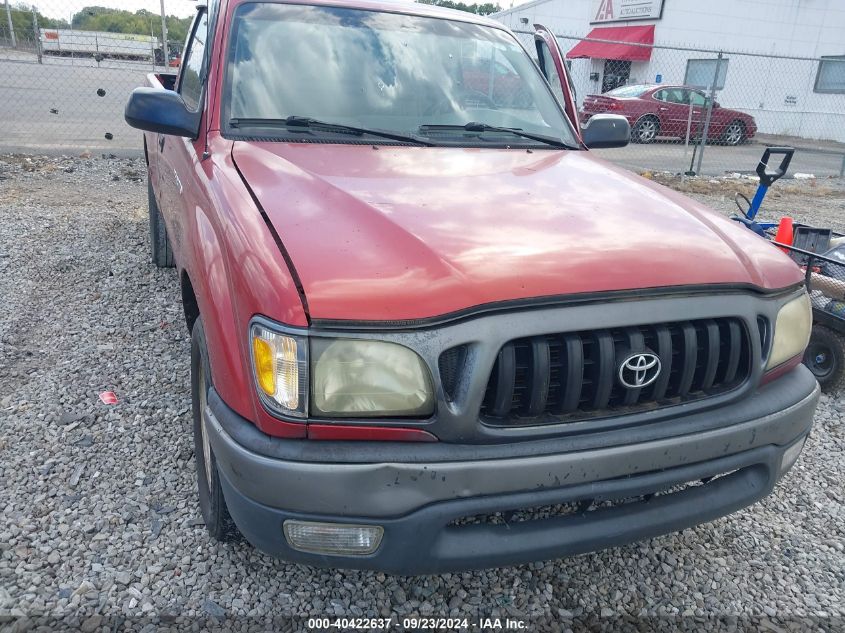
[[774, 216, 794, 249]]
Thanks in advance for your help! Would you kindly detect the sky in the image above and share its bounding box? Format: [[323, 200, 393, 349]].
[[33, 0, 199, 22], [32, 0, 530, 22]]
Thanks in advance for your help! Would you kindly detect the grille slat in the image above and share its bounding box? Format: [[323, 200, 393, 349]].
[[559, 334, 583, 413], [650, 324, 673, 401], [723, 320, 742, 384], [490, 343, 516, 417], [591, 331, 615, 409], [677, 323, 698, 396], [526, 337, 551, 416], [481, 317, 750, 426], [700, 320, 721, 391]]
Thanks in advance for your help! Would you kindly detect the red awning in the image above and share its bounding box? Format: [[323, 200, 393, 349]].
[[567, 25, 655, 62]]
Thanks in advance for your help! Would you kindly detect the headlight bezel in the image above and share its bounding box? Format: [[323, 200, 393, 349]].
[[248, 316, 435, 421], [249, 320, 310, 418]]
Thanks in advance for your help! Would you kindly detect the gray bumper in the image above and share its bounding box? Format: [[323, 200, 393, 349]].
[[206, 366, 818, 573]]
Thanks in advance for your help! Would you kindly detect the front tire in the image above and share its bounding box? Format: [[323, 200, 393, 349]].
[[631, 116, 659, 144], [191, 318, 240, 542], [148, 175, 175, 268], [803, 325, 845, 392]]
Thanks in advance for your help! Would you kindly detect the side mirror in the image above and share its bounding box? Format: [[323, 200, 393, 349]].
[[581, 113, 629, 149], [124, 87, 200, 138]]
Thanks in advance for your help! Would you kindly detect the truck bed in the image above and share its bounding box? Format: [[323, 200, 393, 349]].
[[148, 72, 178, 92]]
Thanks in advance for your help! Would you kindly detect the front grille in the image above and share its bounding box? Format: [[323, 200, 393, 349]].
[[480, 318, 751, 425]]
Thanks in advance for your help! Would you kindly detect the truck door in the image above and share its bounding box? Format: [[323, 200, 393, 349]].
[[652, 87, 687, 137], [533, 24, 581, 143], [157, 7, 209, 257]]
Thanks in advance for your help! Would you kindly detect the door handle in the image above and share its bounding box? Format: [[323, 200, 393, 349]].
[[158, 135, 165, 152], [658, 107, 668, 111]]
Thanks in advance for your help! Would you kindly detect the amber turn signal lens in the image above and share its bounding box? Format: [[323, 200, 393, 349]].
[[252, 336, 276, 396]]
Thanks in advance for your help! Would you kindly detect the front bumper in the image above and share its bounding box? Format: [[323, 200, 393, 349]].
[[206, 366, 818, 574]]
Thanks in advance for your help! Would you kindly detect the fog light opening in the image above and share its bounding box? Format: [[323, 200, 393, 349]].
[[780, 437, 806, 474], [283, 520, 383, 556]]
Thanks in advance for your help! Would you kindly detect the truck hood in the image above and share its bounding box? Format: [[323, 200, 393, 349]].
[[232, 142, 802, 322]]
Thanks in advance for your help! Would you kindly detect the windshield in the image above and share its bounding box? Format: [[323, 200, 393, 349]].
[[225, 3, 578, 147], [605, 84, 650, 98]]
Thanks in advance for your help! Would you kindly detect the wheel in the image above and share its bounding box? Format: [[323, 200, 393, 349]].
[[803, 325, 845, 392], [721, 120, 745, 146], [148, 175, 175, 268], [631, 116, 659, 144], [191, 318, 241, 542]]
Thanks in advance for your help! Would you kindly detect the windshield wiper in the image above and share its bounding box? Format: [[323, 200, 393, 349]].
[[229, 116, 435, 146], [419, 122, 577, 149]]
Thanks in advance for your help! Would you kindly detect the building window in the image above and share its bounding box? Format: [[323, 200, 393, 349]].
[[684, 58, 728, 90], [814, 56, 845, 94]]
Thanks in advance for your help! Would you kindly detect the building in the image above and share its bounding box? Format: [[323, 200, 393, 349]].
[[493, 0, 845, 141]]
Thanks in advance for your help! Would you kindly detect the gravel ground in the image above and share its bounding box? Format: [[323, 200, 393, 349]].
[[0, 154, 843, 632]]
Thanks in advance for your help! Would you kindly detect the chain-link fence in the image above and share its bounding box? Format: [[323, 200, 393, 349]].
[[513, 29, 845, 178], [0, 1, 188, 154], [1, 3, 844, 180]]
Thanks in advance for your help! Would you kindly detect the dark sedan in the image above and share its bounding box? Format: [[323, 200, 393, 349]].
[[580, 84, 757, 145]]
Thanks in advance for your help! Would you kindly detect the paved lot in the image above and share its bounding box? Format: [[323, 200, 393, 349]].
[[594, 138, 845, 179], [0, 154, 843, 630], [0, 55, 151, 155], [2, 53, 844, 177]]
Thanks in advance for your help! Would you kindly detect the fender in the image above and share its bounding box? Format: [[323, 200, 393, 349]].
[[187, 203, 248, 417], [192, 134, 309, 437]]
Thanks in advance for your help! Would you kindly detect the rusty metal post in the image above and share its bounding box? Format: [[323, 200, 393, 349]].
[[695, 51, 724, 176]]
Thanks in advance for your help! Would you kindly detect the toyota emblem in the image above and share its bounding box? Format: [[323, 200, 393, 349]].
[[618, 352, 661, 389]]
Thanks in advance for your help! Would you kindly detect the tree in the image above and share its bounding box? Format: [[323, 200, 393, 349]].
[[2, 4, 67, 43], [68, 5, 192, 48], [417, 0, 502, 15]]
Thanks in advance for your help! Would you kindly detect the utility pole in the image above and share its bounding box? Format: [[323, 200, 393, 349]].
[[31, 5, 40, 63], [159, 0, 168, 64], [4, 0, 16, 48]]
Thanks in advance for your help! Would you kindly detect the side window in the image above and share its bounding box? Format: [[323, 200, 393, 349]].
[[688, 91, 707, 107], [536, 41, 565, 104], [179, 11, 209, 112], [494, 61, 511, 77], [653, 89, 667, 102], [665, 89, 686, 104]]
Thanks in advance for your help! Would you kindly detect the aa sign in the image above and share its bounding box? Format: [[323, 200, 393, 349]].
[[591, 0, 665, 23]]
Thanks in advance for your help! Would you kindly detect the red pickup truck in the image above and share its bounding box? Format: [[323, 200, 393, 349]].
[[125, 0, 818, 574]]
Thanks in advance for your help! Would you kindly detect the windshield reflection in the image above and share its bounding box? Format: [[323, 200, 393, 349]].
[[227, 4, 576, 145]]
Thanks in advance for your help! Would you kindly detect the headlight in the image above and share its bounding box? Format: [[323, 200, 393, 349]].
[[311, 339, 434, 417], [766, 293, 812, 370], [250, 324, 308, 417]]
